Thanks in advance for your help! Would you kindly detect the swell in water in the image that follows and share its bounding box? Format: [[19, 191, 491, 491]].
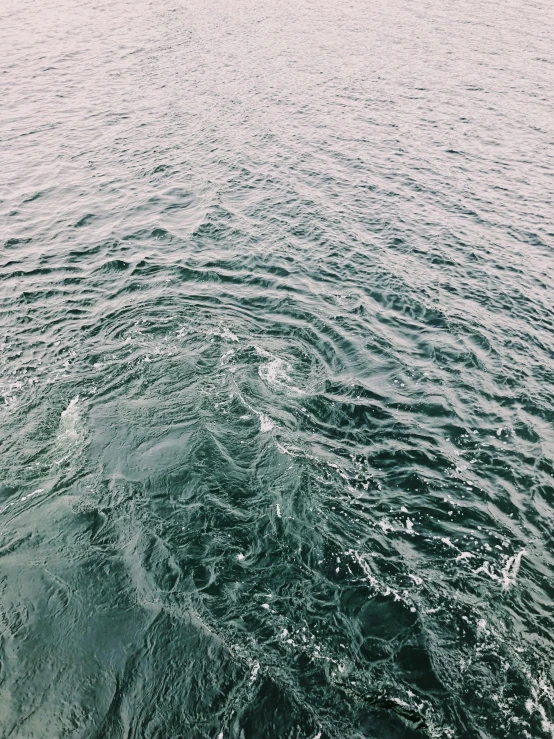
[[1, 0, 554, 737]]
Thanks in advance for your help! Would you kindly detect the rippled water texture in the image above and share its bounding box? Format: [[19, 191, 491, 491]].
[[2, 0, 554, 736]]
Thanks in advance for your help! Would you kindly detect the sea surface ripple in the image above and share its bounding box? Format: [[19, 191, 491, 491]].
[[1, 0, 554, 737]]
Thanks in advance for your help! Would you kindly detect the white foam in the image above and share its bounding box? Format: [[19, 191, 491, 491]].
[[259, 414, 274, 432], [473, 560, 500, 581], [59, 396, 81, 439], [250, 662, 260, 682], [257, 350, 303, 395], [501, 549, 526, 590], [259, 357, 287, 384], [275, 441, 292, 455], [527, 678, 554, 738], [254, 345, 272, 358], [20, 488, 45, 502], [347, 549, 379, 588], [275, 504, 281, 518], [221, 327, 238, 342], [55, 395, 85, 464], [456, 552, 474, 562]]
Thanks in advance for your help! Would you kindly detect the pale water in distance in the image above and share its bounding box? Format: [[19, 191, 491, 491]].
[[1, 0, 554, 737]]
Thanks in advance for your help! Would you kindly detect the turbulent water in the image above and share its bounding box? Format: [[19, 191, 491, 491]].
[[2, 0, 554, 736]]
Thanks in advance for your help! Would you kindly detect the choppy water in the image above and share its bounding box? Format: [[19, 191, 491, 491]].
[[2, 0, 554, 736]]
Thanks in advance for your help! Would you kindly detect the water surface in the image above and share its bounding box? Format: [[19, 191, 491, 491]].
[[2, 0, 554, 737]]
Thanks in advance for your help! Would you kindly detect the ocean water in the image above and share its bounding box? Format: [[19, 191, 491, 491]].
[[1, 0, 554, 736]]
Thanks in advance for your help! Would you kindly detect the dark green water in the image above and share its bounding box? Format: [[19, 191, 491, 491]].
[[2, 0, 554, 737]]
